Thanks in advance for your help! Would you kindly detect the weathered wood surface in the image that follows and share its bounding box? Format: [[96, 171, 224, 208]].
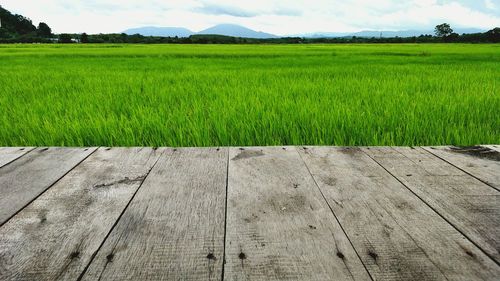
[[0, 147, 96, 225], [0, 148, 162, 281], [224, 147, 371, 281], [0, 147, 34, 168], [0, 146, 499, 281], [363, 146, 500, 264], [299, 147, 500, 280], [422, 146, 500, 191], [82, 148, 227, 281], [484, 145, 500, 152]]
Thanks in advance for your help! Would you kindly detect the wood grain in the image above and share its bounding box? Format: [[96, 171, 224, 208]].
[[299, 146, 500, 280], [0, 147, 96, 225], [224, 147, 371, 281], [484, 145, 500, 152], [0, 147, 34, 168], [81, 148, 227, 281], [363, 146, 500, 264], [422, 146, 500, 191], [0, 147, 162, 281]]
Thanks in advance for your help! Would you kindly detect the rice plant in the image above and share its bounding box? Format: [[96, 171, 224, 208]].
[[0, 43, 498, 146]]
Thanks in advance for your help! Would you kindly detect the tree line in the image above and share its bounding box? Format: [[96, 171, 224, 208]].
[[64, 29, 499, 44], [0, 5, 52, 42], [1, 5, 499, 44]]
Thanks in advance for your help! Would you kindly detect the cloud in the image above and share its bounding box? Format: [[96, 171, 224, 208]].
[[193, 4, 258, 17], [485, 0, 497, 10], [192, 2, 302, 18], [0, 0, 498, 35], [371, 1, 500, 29], [272, 8, 302, 17]]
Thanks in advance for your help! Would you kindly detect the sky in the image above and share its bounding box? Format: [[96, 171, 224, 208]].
[[1, 0, 499, 35]]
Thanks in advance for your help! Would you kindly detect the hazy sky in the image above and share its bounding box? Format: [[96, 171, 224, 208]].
[[1, 0, 499, 35]]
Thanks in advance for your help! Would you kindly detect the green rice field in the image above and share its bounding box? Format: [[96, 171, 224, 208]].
[[0, 44, 499, 146]]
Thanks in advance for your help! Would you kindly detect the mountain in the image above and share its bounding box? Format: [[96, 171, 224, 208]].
[[354, 30, 433, 38], [123, 26, 194, 37], [294, 32, 351, 38], [451, 28, 486, 34], [198, 24, 278, 39], [123, 24, 278, 38], [353, 28, 485, 38], [298, 28, 486, 38], [123, 24, 485, 39]]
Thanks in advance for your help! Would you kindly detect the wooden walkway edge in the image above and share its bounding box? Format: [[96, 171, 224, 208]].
[[0, 146, 499, 280]]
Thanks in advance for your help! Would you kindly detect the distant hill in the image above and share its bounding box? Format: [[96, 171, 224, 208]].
[[0, 5, 37, 35], [296, 32, 351, 38], [123, 24, 486, 39], [299, 28, 485, 38], [198, 24, 278, 39], [124, 24, 279, 39], [123, 26, 194, 37], [354, 30, 434, 38], [0, 5, 52, 39], [354, 28, 484, 38]]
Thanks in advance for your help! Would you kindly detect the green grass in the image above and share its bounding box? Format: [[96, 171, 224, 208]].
[[0, 44, 499, 146]]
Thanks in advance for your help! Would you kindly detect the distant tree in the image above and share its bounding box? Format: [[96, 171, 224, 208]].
[[37, 22, 52, 37], [120, 33, 127, 42], [13, 14, 36, 34], [435, 23, 453, 37], [0, 28, 10, 39], [485, 27, 500, 43], [444, 32, 459, 42], [0, 7, 36, 35], [58, 33, 72, 43], [81, 32, 88, 43]]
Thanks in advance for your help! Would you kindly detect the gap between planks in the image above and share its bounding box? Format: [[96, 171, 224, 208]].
[[299, 146, 499, 280], [0, 147, 36, 168], [422, 146, 500, 192], [0, 147, 163, 280], [0, 147, 98, 226], [363, 147, 500, 265], [0, 146, 498, 281]]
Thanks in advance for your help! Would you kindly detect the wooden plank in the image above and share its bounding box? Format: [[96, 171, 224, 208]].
[[0, 147, 163, 281], [363, 146, 500, 264], [224, 147, 371, 281], [0, 147, 96, 225], [484, 145, 500, 153], [299, 146, 500, 280], [0, 147, 34, 168], [422, 146, 500, 191], [81, 148, 227, 281]]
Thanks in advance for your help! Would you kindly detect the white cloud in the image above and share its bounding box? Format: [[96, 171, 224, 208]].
[[1, 0, 499, 34], [485, 0, 496, 10]]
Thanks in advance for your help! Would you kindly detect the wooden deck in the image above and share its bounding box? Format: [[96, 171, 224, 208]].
[[0, 146, 499, 280]]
